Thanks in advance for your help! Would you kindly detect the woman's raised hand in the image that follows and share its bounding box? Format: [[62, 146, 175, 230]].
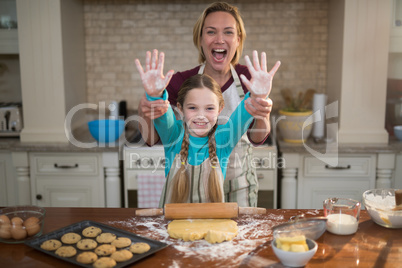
[[240, 50, 280, 99], [135, 49, 174, 97]]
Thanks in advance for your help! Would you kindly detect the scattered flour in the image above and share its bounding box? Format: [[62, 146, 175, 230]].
[[107, 213, 287, 267], [364, 193, 395, 209], [305, 209, 320, 216]]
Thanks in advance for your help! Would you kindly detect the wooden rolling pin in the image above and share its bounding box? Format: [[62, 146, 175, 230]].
[[135, 202, 266, 219]]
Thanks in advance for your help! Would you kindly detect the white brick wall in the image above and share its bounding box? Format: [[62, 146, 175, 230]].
[[84, 0, 328, 112]]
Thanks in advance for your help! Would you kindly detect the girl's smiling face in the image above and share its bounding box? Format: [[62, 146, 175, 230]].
[[201, 11, 240, 74], [178, 87, 223, 137]]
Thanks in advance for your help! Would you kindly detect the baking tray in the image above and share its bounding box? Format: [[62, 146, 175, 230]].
[[25, 220, 168, 267]]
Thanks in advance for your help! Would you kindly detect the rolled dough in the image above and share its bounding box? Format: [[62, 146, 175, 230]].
[[167, 219, 238, 244]]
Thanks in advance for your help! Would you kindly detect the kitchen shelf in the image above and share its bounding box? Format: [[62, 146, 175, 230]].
[[0, 29, 18, 54]]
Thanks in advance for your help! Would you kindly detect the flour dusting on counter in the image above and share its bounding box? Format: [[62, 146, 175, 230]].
[[306, 209, 320, 215], [107, 213, 286, 267]]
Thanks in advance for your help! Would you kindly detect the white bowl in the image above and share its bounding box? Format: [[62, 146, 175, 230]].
[[272, 238, 317, 267], [362, 189, 402, 228]]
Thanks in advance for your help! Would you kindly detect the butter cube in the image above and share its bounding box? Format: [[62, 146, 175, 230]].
[[276, 235, 308, 252]]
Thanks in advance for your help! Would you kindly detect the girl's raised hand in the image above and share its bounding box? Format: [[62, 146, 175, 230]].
[[240, 50, 280, 99], [135, 49, 174, 97]]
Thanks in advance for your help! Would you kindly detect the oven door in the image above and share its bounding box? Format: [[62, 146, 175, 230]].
[[125, 169, 165, 208]]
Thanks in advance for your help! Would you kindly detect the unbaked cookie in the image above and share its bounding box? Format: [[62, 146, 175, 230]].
[[111, 237, 131, 248], [55, 246, 77, 257], [110, 249, 133, 262], [76, 238, 98, 250], [93, 257, 117, 268], [96, 233, 117, 244], [82, 226, 102, 238], [95, 244, 117, 256], [76, 251, 98, 264], [129, 242, 151, 254], [40, 239, 62, 251], [61, 232, 81, 244]]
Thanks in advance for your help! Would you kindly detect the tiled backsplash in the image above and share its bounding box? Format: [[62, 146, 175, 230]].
[[84, 0, 328, 111]]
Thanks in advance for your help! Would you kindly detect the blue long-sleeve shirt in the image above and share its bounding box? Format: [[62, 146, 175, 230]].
[[147, 90, 253, 178]]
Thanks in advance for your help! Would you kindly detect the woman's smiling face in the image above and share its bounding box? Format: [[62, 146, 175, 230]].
[[201, 11, 240, 73], [178, 87, 223, 138]]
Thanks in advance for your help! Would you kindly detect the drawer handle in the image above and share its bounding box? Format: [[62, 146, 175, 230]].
[[54, 163, 79, 169], [325, 164, 351, 170]]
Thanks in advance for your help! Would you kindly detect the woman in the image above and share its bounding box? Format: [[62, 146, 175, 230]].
[[137, 2, 275, 207]]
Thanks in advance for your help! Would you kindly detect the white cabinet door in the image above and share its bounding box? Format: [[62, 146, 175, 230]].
[[34, 177, 100, 207], [299, 178, 373, 209], [0, 152, 17, 206], [30, 153, 105, 207]]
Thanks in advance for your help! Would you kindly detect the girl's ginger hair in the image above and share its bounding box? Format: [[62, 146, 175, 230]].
[[170, 74, 224, 203], [193, 2, 246, 65]]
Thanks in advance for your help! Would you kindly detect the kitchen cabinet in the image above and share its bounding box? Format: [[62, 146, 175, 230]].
[[280, 145, 396, 209], [0, 152, 17, 206], [29, 153, 106, 207], [390, 0, 402, 52], [297, 154, 376, 209]]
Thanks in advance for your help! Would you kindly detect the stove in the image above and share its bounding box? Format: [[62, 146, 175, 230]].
[[0, 102, 23, 137]]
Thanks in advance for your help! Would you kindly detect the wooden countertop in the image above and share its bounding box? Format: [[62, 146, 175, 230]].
[[0, 208, 400, 267]]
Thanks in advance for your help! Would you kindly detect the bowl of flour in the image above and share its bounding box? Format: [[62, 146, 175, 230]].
[[362, 189, 402, 228]]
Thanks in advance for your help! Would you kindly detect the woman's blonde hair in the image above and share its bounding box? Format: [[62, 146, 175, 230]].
[[193, 2, 246, 65], [170, 74, 224, 203]]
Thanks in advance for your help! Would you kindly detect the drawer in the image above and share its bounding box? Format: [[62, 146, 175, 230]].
[[124, 148, 164, 170], [303, 155, 375, 178], [257, 170, 275, 190], [31, 154, 100, 176]]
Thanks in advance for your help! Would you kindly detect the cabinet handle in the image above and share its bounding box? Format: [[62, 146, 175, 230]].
[[255, 159, 263, 168], [54, 163, 79, 169], [36, 194, 42, 200], [325, 164, 351, 170]]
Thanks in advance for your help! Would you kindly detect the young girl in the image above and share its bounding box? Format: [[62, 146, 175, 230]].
[[135, 50, 280, 207]]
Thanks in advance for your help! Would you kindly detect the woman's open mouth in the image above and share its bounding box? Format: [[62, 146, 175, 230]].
[[212, 49, 227, 62]]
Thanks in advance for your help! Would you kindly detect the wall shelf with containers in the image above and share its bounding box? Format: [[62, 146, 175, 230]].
[[390, 0, 402, 53]]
